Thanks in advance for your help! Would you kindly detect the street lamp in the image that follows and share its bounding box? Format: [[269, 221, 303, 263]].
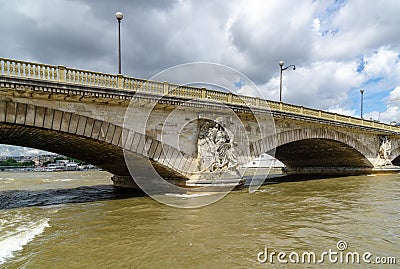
[[360, 89, 364, 119], [279, 60, 296, 102], [115, 11, 124, 74]]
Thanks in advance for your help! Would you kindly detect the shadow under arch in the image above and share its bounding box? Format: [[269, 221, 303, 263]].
[[0, 101, 188, 183], [273, 138, 373, 168], [390, 147, 400, 166], [251, 128, 374, 170]]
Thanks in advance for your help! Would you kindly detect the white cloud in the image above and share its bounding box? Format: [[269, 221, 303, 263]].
[[388, 86, 400, 100], [327, 106, 357, 117], [312, 0, 400, 60], [366, 86, 400, 123], [259, 60, 364, 110], [364, 47, 400, 78], [0, 145, 54, 157], [312, 18, 321, 33], [365, 106, 400, 123]]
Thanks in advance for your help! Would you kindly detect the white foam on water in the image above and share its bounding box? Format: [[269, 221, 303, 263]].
[[42, 178, 75, 183], [0, 177, 15, 184], [0, 218, 50, 264], [164, 193, 216, 198], [56, 178, 75, 182], [254, 189, 269, 193]]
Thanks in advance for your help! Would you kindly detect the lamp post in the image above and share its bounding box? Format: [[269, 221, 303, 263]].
[[360, 89, 364, 119], [115, 11, 123, 74], [279, 60, 296, 102]]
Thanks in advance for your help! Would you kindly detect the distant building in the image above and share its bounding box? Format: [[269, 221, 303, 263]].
[[10, 156, 25, 162], [32, 154, 59, 166]]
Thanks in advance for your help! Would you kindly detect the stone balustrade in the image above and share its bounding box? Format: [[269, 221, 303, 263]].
[[1, 57, 399, 133]]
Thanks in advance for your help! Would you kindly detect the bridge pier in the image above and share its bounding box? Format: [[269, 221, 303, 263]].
[[185, 170, 244, 188], [111, 175, 140, 189], [283, 167, 373, 176], [284, 166, 400, 176]]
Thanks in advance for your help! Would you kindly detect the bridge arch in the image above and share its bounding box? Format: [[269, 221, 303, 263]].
[[389, 146, 400, 165], [251, 128, 374, 169], [0, 100, 189, 181]]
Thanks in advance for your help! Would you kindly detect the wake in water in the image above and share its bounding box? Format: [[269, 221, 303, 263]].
[[0, 216, 49, 264]]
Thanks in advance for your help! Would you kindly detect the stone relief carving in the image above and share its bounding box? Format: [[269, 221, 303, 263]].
[[197, 120, 238, 172], [375, 136, 392, 167]]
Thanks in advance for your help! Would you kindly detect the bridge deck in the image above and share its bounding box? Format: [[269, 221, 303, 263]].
[[1, 57, 399, 135]]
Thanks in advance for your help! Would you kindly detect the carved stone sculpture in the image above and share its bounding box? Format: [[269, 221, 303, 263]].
[[375, 136, 392, 167], [197, 121, 238, 172]]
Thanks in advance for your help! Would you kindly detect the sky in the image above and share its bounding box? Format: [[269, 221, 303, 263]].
[[1, 0, 400, 155]]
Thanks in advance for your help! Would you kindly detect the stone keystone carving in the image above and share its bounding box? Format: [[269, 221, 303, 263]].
[[375, 136, 392, 167], [197, 120, 238, 172]]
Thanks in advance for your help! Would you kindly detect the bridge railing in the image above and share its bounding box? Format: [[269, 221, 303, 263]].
[[64, 67, 118, 88], [0, 58, 59, 80], [1, 57, 400, 133]]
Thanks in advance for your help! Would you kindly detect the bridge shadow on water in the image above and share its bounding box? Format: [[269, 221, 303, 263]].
[[243, 173, 357, 187], [0, 185, 146, 210], [1, 174, 368, 210]]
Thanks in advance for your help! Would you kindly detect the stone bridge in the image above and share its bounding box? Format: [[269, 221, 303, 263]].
[[1, 58, 400, 188]]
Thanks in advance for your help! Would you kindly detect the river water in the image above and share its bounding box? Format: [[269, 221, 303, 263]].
[[0, 171, 399, 268]]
